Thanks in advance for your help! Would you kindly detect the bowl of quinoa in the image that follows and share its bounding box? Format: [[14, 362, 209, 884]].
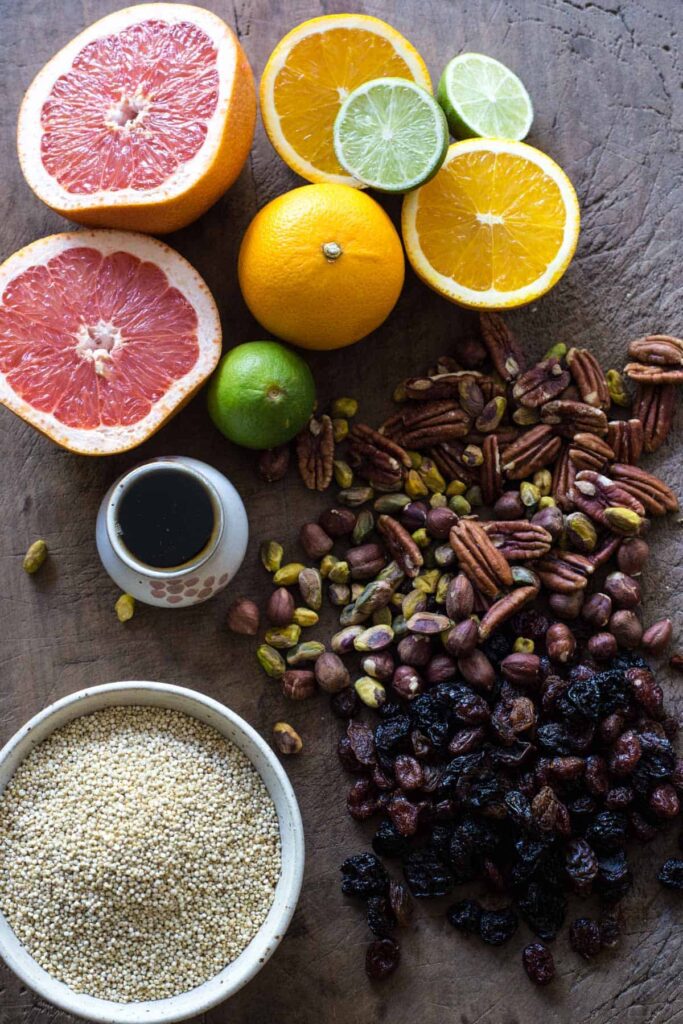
[[0, 681, 304, 1023]]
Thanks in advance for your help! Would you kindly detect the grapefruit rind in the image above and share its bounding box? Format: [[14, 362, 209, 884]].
[[0, 231, 222, 455], [17, 3, 256, 234], [401, 138, 581, 310], [260, 13, 432, 187]]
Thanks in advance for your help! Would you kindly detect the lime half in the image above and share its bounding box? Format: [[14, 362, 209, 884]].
[[437, 53, 533, 141], [333, 77, 449, 193]]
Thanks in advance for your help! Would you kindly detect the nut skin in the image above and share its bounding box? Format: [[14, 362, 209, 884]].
[[549, 591, 584, 620], [500, 653, 541, 688], [226, 597, 260, 635], [426, 654, 457, 684], [347, 543, 387, 580], [493, 491, 525, 519], [457, 649, 495, 690], [641, 619, 673, 655], [617, 537, 649, 576], [319, 507, 357, 537], [258, 446, 290, 483], [588, 632, 618, 661], [272, 722, 303, 755], [445, 573, 475, 620], [425, 507, 458, 540], [443, 618, 478, 657], [23, 539, 47, 574], [531, 504, 564, 541], [392, 665, 424, 700], [314, 653, 351, 693], [581, 592, 612, 629], [361, 651, 395, 682], [546, 622, 576, 663], [299, 522, 334, 560], [281, 670, 317, 700], [265, 588, 295, 627], [397, 634, 432, 667], [609, 609, 643, 649], [604, 572, 641, 609]]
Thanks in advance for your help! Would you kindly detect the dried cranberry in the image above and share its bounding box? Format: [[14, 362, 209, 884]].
[[365, 938, 400, 979], [522, 943, 555, 986], [479, 907, 519, 945], [569, 917, 601, 960]]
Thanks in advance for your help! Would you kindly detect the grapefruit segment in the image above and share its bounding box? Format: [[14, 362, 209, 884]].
[[0, 231, 221, 453], [18, 4, 256, 233]]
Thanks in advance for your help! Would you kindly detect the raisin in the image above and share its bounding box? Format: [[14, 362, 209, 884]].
[[584, 754, 609, 797], [565, 838, 598, 894], [365, 938, 400, 979], [511, 609, 550, 643], [595, 851, 632, 903], [537, 722, 574, 756], [448, 727, 486, 756], [366, 896, 396, 937], [347, 720, 376, 767], [522, 943, 555, 986], [605, 785, 634, 810], [388, 794, 420, 837], [569, 917, 601, 960], [372, 820, 411, 860], [337, 735, 363, 773], [505, 790, 534, 830], [394, 754, 424, 790], [341, 853, 389, 899], [331, 687, 360, 719], [586, 811, 628, 851], [635, 732, 675, 782], [403, 848, 454, 898], [565, 676, 601, 720], [479, 907, 519, 946], [517, 882, 567, 941], [628, 809, 659, 843], [374, 716, 412, 763], [388, 880, 413, 927], [658, 858, 683, 891], [649, 783, 680, 819], [608, 730, 642, 776], [447, 898, 482, 935], [599, 909, 622, 948], [347, 778, 378, 821]]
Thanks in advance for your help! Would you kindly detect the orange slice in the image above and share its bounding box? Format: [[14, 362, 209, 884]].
[[402, 139, 581, 309], [17, 4, 256, 234], [0, 231, 221, 454], [260, 14, 431, 185]]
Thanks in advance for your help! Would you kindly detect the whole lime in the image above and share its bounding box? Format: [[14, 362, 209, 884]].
[[207, 341, 316, 450]]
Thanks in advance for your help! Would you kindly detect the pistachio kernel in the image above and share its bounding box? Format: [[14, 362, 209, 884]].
[[462, 445, 483, 468], [332, 418, 349, 443], [328, 560, 350, 584], [402, 589, 427, 619], [604, 506, 644, 536], [338, 486, 374, 507], [542, 341, 568, 361], [533, 469, 553, 496], [565, 511, 598, 553], [538, 496, 557, 509], [406, 450, 423, 469], [319, 554, 339, 578], [414, 569, 440, 595], [435, 573, 453, 605], [393, 381, 408, 403], [446, 480, 467, 496], [272, 722, 303, 755], [374, 493, 410, 514], [354, 624, 395, 652], [514, 637, 535, 654], [513, 406, 540, 426], [449, 495, 472, 516], [352, 509, 375, 544], [411, 528, 430, 549], [520, 481, 541, 508], [298, 567, 323, 610], [265, 624, 301, 649], [260, 540, 283, 573], [392, 614, 408, 638], [256, 644, 286, 678], [417, 459, 446, 493], [430, 492, 448, 509], [465, 485, 483, 508], [328, 583, 351, 606], [331, 396, 358, 419], [606, 369, 631, 407], [350, 583, 364, 601], [405, 469, 429, 499], [22, 539, 48, 575], [115, 593, 135, 623], [286, 641, 326, 665], [293, 607, 319, 627], [273, 562, 306, 586], [333, 459, 354, 489], [372, 606, 393, 627], [354, 677, 387, 708]]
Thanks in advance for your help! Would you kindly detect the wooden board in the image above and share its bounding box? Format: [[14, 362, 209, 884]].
[[0, 1, 682, 1021]]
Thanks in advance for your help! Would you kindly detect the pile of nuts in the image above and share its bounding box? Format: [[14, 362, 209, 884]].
[[228, 317, 683, 983]]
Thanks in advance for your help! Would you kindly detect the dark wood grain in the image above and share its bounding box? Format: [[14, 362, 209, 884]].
[[0, 1, 682, 1022]]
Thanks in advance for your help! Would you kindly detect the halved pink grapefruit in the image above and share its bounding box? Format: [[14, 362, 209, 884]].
[[0, 231, 221, 454], [17, 4, 256, 234]]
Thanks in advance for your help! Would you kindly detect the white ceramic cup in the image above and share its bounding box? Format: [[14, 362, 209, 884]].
[[0, 681, 305, 1023], [96, 456, 248, 607]]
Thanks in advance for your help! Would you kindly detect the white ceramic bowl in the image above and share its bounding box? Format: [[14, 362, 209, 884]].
[[0, 682, 305, 1023]]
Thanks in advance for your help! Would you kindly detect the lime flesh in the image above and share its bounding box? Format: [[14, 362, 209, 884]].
[[437, 53, 533, 141], [333, 77, 449, 193], [207, 341, 315, 450]]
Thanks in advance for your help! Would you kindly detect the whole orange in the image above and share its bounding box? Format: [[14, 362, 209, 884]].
[[238, 184, 405, 350]]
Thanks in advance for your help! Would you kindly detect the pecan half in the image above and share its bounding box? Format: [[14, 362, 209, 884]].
[[627, 335, 683, 367], [535, 549, 595, 593], [540, 400, 608, 437], [348, 423, 410, 491], [551, 444, 575, 511], [480, 434, 503, 505], [501, 425, 562, 480], [478, 585, 539, 640], [625, 363, 683, 384], [296, 415, 334, 491], [382, 401, 471, 447], [449, 519, 513, 598], [571, 470, 646, 524], [479, 312, 526, 381], [609, 464, 679, 516], [512, 358, 570, 408], [568, 433, 614, 472], [633, 383, 679, 453], [429, 443, 479, 485], [607, 419, 644, 464], [589, 534, 622, 568], [483, 520, 553, 561], [566, 347, 610, 409], [377, 515, 423, 578], [401, 371, 484, 401]]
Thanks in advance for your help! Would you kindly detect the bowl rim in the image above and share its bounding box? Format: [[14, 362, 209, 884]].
[[0, 681, 305, 1023]]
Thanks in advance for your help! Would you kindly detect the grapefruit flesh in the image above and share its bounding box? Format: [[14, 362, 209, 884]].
[[0, 231, 221, 454], [18, 4, 256, 233]]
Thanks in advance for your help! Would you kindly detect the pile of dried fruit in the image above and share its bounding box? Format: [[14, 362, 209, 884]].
[[231, 317, 683, 983]]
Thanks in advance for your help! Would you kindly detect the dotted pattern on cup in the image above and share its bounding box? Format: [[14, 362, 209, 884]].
[[148, 572, 230, 605]]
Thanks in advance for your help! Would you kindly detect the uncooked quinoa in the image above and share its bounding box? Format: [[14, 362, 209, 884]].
[[0, 706, 281, 1002]]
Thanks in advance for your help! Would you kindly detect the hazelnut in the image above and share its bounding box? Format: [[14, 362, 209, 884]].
[[457, 649, 495, 690], [258, 446, 290, 482], [314, 652, 350, 693], [425, 506, 458, 540], [581, 592, 612, 628], [347, 543, 387, 580], [281, 670, 316, 700], [445, 573, 475, 620], [588, 632, 618, 661], [604, 571, 641, 608], [549, 591, 584, 620], [444, 618, 479, 657], [616, 537, 649, 576], [318, 507, 356, 537], [266, 587, 295, 626], [226, 597, 260, 636], [493, 491, 525, 519], [546, 622, 576, 663], [299, 522, 334, 560], [609, 609, 643, 649], [641, 618, 673, 656]]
